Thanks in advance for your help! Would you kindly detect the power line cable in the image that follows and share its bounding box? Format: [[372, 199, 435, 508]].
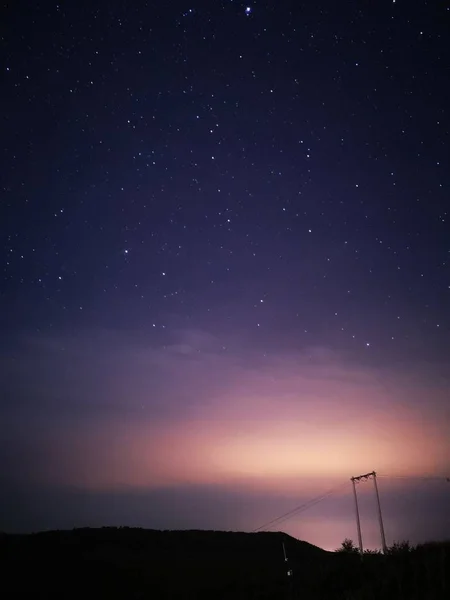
[[252, 474, 449, 535], [259, 495, 336, 531], [252, 481, 349, 533], [378, 474, 450, 482]]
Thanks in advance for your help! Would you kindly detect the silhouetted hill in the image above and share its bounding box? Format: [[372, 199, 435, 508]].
[[1, 527, 449, 599], [1, 527, 326, 599]]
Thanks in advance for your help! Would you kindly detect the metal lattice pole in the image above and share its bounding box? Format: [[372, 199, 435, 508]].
[[351, 476, 364, 556], [372, 471, 387, 553]]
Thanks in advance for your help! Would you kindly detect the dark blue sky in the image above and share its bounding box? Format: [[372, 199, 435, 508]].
[[1, 0, 449, 548]]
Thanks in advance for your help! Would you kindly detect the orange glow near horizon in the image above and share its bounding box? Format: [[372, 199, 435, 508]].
[[41, 387, 449, 493], [4, 330, 450, 548]]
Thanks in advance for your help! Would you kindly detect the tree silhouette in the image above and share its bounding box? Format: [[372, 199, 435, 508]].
[[335, 538, 360, 554]]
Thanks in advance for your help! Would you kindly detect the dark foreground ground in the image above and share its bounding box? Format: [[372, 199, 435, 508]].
[[1, 528, 449, 599]]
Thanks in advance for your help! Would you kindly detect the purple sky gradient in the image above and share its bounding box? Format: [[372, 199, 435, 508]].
[[1, 327, 449, 549], [1, 0, 449, 551]]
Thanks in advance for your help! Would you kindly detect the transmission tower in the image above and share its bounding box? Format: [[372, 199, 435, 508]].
[[350, 471, 387, 555]]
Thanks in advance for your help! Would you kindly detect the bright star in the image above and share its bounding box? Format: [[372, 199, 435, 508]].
[[245, 7, 252, 15]]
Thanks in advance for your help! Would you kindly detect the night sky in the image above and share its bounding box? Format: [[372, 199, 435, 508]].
[[1, 0, 449, 550]]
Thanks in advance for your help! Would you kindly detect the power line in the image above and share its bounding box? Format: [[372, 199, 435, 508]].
[[252, 474, 449, 535], [264, 494, 338, 531], [378, 474, 450, 482], [254, 495, 331, 532], [252, 482, 349, 533]]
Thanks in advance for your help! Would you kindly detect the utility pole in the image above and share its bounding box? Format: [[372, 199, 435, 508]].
[[351, 476, 364, 556], [351, 471, 388, 555], [372, 471, 387, 554]]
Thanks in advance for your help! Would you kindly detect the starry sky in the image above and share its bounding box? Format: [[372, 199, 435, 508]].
[[1, 0, 449, 549]]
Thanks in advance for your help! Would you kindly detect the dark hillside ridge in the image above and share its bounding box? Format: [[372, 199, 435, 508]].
[[1, 528, 328, 599], [1, 528, 449, 599]]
